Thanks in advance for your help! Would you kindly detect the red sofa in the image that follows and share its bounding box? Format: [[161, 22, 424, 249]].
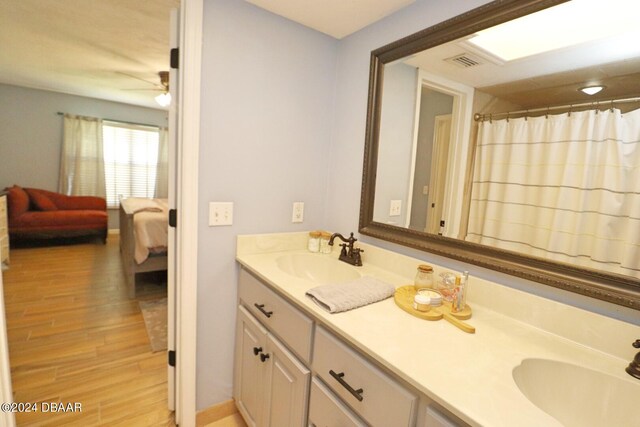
[[5, 186, 108, 243]]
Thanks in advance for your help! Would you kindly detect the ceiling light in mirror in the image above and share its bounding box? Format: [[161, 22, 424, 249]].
[[580, 86, 604, 95], [467, 0, 640, 62]]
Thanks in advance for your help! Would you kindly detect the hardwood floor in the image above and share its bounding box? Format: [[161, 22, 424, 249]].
[[2, 235, 173, 426]]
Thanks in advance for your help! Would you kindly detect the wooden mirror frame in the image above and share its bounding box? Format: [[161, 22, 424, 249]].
[[359, 0, 640, 310]]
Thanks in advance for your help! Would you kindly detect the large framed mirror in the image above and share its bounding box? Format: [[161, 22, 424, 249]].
[[360, 0, 640, 309]]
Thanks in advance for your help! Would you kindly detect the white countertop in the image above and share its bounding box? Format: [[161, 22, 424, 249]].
[[236, 232, 640, 427]]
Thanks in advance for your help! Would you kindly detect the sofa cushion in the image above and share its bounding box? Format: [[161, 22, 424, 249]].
[[6, 185, 29, 219], [10, 210, 108, 229], [26, 188, 106, 211], [25, 189, 58, 211]]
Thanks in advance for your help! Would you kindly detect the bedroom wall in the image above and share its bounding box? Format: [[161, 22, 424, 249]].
[[0, 83, 168, 229], [196, 0, 337, 408]]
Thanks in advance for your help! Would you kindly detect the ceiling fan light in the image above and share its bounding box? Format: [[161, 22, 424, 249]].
[[580, 86, 604, 96], [155, 92, 171, 107]]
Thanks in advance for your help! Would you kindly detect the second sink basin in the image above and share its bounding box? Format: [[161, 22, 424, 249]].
[[276, 253, 361, 284], [512, 358, 640, 427]]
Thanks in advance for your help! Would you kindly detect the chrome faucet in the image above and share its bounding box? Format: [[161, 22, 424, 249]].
[[626, 339, 640, 380], [328, 232, 363, 266]]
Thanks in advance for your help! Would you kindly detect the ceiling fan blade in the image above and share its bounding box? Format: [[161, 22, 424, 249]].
[[115, 71, 163, 89], [121, 88, 165, 92]]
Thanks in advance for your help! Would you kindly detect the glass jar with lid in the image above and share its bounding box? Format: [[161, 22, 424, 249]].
[[414, 264, 434, 291], [319, 231, 332, 254], [308, 231, 321, 253]]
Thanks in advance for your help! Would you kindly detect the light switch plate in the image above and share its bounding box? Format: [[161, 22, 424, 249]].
[[209, 202, 233, 226], [389, 200, 401, 216], [292, 202, 304, 223]]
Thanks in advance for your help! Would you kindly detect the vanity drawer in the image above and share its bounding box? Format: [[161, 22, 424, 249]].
[[308, 376, 366, 427], [239, 268, 313, 363], [313, 326, 417, 427]]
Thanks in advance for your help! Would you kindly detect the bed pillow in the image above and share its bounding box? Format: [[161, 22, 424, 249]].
[[27, 189, 58, 211], [6, 185, 30, 218]]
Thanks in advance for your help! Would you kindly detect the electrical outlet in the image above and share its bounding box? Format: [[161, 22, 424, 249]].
[[389, 200, 401, 216], [209, 202, 233, 226], [292, 202, 304, 223]]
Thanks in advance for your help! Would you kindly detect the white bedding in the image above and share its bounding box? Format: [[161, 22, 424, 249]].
[[122, 198, 169, 264]]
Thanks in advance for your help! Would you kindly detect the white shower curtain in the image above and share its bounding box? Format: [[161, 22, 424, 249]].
[[59, 114, 106, 197], [467, 108, 640, 278]]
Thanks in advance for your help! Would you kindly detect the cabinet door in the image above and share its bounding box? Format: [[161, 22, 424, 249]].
[[235, 306, 268, 427], [308, 377, 366, 427], [262, 334, 310, 427]]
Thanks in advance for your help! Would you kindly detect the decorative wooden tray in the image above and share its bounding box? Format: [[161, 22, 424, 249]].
[[394, 286, 475, 333]]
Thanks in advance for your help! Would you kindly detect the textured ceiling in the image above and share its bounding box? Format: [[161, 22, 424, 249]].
[[0, 0, 415, 108], [0, 0, 179, 109], [245, 0, 414, 39]]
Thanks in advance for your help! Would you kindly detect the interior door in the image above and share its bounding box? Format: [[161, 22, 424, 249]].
[[0, 271, 16, 427], [167, 7, 180, 414], [425, 114, 452, 234]]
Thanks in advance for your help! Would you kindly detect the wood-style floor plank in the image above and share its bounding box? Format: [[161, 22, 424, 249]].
[[2, 236, 174, 426]]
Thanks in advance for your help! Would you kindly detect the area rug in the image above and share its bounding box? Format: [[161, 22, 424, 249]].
[[139, 298, 168, 352]]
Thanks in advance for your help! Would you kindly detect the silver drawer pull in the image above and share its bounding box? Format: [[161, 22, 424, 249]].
[[329, 369, 364, 402]]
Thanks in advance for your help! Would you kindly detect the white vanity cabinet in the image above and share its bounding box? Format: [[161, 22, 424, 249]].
[[235, 266, 466, 427], [235, 305, 268, 426], [313, 326, 418, 427], [235, 269, 312, 427], [308, 377, 367, 427], [238, 269, 313, 363], [235, 305, 310, 427]]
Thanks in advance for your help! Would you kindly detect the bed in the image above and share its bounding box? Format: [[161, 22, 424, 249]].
[[119, 198, 169, 298]]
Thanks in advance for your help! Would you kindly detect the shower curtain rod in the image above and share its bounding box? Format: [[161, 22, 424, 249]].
[[473, 95, 640, 122], [56, 112, 161, 129]]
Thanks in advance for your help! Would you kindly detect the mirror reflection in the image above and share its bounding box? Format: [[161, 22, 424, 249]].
[[373, 0, 640, 278]]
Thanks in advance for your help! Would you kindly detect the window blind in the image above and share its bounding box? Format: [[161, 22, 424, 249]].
[[102, 121, 160, 208]]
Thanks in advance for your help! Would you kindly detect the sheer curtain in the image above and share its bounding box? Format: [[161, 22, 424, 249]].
[[59, 114, 106, 197], [154, 127, 169, 198], [467, 108, 640, 277]]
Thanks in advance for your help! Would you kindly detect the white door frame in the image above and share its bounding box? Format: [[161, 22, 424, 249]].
[[175, 0, 202, 426], [414, 70, 474, 239]]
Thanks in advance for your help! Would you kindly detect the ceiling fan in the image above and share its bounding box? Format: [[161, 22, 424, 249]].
[[118, 71, 171, 106]]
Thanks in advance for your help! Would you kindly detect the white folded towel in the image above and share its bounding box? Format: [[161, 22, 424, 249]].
[[306, 276, 395, 313]]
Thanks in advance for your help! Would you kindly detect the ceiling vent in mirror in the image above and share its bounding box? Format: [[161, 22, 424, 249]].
[[445, 53, 483, 68]]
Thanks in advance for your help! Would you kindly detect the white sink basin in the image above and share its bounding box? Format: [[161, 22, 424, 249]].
[[275, 253, 361, 284], [512, 358, 640, 427]]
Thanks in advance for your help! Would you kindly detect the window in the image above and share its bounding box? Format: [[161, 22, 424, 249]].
[[102, 121, 160, 208]]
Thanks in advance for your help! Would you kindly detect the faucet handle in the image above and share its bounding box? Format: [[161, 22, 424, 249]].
[[633, 339, 640, 349], [339, 243, 348, 256], [352, 248, 364, 266]]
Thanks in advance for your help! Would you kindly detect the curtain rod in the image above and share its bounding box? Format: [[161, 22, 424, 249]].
[[473, 96, 640, 122], [56, 112, 162, 129]]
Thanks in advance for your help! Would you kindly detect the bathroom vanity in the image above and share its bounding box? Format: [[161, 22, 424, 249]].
[[234, 232, 640, 427]]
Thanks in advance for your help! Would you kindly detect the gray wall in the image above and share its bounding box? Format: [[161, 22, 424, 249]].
[[374, 62, 417, 225], [197, 0, 337, 408], [409, 88, 453, 230], [0, 83, 168, 228]]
